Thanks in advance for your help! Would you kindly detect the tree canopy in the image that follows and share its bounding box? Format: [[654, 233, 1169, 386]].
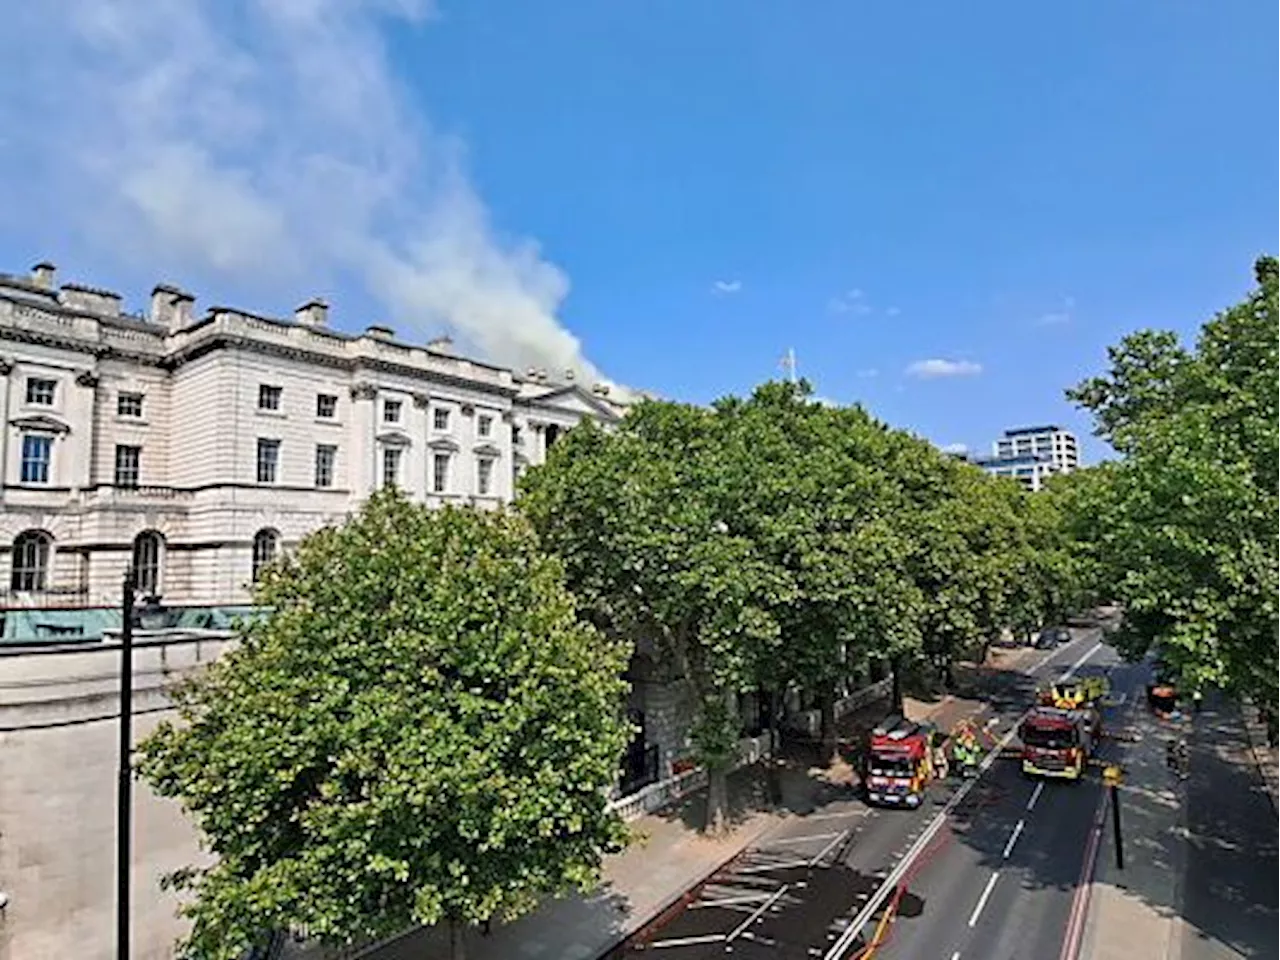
[[518, 381, 1073, 827], [138, 491, 633, 960], [1065, 255, 1279, 702]]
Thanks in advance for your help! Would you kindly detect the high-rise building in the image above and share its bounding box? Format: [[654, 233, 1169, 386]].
[[993, 425, 1079, 473], [965, 426, 1080, 492]]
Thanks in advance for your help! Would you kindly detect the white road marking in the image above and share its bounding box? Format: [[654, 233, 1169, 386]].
[[1060, 642, 1103, 681], [1002, 819, 1026, 859], [823, 723, 1023, 960], [968, 871, 1001, 927], [766, 831, 844, 846], [1026, 781, 1045, 811]]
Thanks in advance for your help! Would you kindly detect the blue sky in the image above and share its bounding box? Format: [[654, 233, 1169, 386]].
[[1, 1, 1275, 460]]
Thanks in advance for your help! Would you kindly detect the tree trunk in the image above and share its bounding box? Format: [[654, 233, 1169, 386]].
[[819, 684, 839, 767], [448, 917, 467, 960], [766, 688, 784, 808], [890, 658, 903, 715], [706, 764, 730, 836], [943, 656, 956, 692]]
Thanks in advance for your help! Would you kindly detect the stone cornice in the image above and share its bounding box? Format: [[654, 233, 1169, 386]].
[[166, 332, 523, 400]]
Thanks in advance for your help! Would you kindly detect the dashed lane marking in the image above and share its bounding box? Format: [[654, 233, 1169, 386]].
[[1026, 782, 1045, 811], [1002, 819, 1026, 859], [968, 871, 1000, 927]]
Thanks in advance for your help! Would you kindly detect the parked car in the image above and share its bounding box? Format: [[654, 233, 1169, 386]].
[[1035, 626, 1072, 649]]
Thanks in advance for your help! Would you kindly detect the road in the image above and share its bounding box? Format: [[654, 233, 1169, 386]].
[[617, 628, 1117, 960], [856, 638, 1139, 960]]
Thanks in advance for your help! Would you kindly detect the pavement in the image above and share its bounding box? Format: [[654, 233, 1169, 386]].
[[1081, 691, 1278, 960]]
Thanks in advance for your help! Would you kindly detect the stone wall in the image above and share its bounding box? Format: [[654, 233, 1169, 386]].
[[0, 634, 231, 960]]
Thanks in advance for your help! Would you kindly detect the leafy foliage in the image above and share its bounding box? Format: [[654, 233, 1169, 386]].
[[138, 491, 633, 959], [519, 381, 1073, 811], [1065, 255, 1279, 701], [517, 402, 790, 832]]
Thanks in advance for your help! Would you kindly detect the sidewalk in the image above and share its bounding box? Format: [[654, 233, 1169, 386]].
[[1080, 684, 1188, 960], [1241, 699, 1278, 814], [1083, 693, 1280, 960]]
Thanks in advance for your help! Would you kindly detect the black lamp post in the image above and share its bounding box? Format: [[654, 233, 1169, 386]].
[[117, 567, 136, 960]]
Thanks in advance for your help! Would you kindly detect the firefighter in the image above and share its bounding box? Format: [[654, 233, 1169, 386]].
[[952, 723, 980, 776]]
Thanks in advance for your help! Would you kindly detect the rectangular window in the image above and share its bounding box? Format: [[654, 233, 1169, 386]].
[[478, 414, 493, 438], [26, 378, 56, 406], [315, 444, 336, 488], [316, 393, 337, 419], [114, 445, 141, 488], [383, 447, 402, 488], [258, 384, 282, 411], [477, 457, 494, 496], [256, 439, 280, 483], [20, 434, 52, 484], [432, 453, 450, 493], [512, 425, 523, 446], [117, 392, 144, 417], [433, 408, 450, 431], [383, 399, 402, 424]]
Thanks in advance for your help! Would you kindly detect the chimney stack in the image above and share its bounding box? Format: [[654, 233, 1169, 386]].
[[426, 336, 453, 352], [31, 262, 56, 289], [366, 323, 395, 341], [150, 285, 195, 332], [295, 298, 328, 327]]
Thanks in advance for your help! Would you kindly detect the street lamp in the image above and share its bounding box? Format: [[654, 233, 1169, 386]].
[[117, 567, 136, 960]]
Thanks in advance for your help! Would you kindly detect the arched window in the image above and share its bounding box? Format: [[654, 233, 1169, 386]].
[[11, 530, 52, 592], [132, 531, 164, 597], [251, 528, 280, 583]]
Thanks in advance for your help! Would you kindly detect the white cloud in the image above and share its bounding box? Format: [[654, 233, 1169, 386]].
[[885, 306, 901, 317], [855, 368, 879, 379], [828, 288, 871, 315], [0, 0, 623, 388], [940, 442, 969, 455], [1034, 296, 1076, 326], [712, 279, 743, 295], [905, 358, 983, 379]]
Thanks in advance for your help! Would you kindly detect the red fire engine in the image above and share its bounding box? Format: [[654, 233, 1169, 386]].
[[864, 715, 938, 808], [1019, 706, 1101, 780]]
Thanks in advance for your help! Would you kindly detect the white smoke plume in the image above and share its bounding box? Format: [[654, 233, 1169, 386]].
[[0, 0, 615, 387]]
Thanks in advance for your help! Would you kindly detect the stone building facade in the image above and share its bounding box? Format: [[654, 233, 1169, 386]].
[[0, 262, 627, 616]]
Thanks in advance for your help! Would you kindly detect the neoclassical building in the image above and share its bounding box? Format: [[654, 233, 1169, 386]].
[[0, 262, 628, 628]]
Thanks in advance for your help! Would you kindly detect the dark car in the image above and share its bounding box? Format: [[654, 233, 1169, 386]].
[[1036, 627, 1072, 649]]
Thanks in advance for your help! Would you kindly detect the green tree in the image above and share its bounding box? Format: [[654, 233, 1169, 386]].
[[517, 402, 791, 835], [138, 491, 633, 960], [714, 383, 923, 762], [887, 450, 1029, 691], [1065, 255, 1279, 704]]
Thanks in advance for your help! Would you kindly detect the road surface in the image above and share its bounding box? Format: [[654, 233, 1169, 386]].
[[617, 629, 1113, 960], [859, 640, 1139, 960]]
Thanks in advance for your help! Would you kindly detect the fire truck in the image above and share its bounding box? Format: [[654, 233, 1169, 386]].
[[864, 715, 939, 808], [1037, 676, 1109, 710], [1019, 705, 1101, 780]]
